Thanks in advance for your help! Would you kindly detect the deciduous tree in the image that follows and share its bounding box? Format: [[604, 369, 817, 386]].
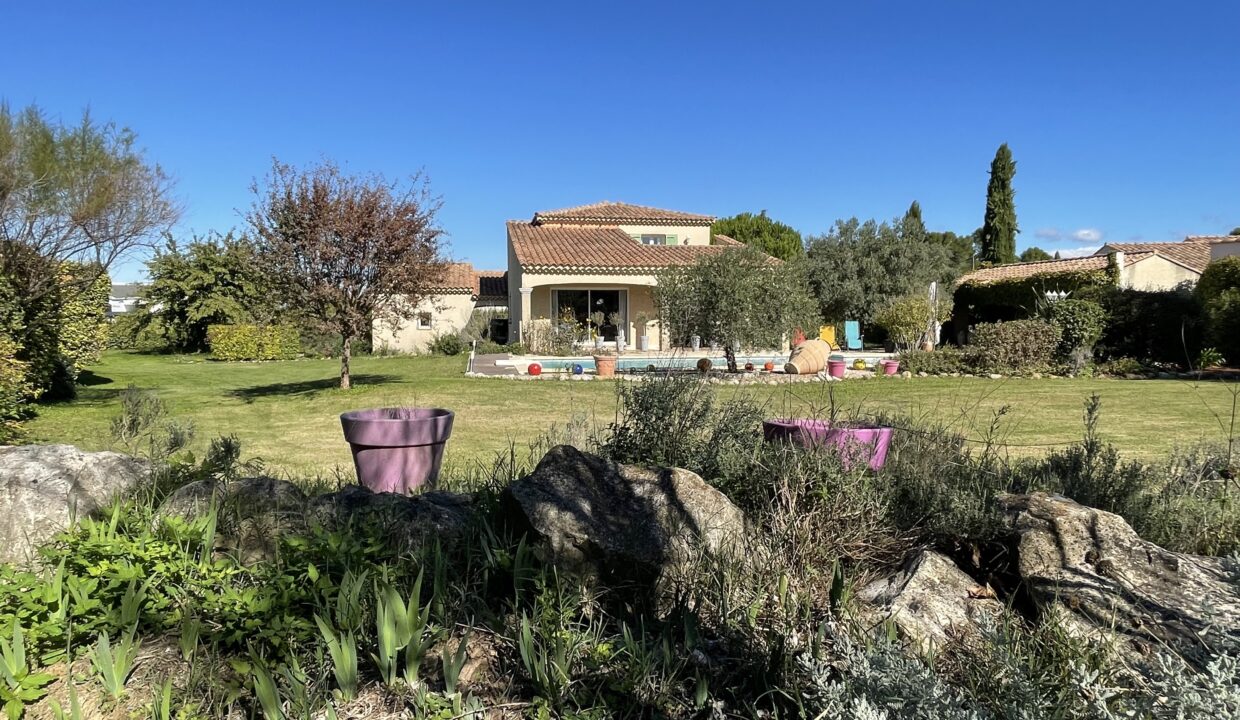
[[979, 143, 1018, 264], [711, 210, 804, 260], [1019, 246, 1053, 262], [655, 246, 817, 372], [247, 159, 447, 389]]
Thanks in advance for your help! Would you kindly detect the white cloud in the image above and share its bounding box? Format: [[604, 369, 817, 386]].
[[1035, 227, 1063, 241], [1072, 228, 1103, 242], [1057, 246, 1098, 258]]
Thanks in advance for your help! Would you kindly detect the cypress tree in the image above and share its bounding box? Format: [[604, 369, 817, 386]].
[[979, 143, 1018, 264], [902, 201, 926, 243]]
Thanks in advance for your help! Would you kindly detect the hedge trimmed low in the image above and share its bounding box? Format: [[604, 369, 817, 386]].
[[207, 324, 300, 361]]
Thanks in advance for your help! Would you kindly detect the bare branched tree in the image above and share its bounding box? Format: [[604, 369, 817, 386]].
[[247, 158, 447, 389], [0, 104, 180, 301]]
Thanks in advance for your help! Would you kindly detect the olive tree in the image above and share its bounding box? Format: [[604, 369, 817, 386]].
[[247, 159, 447, 389], [655, 246, 819, 372]]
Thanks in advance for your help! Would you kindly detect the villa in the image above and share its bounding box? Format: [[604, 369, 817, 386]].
[[376, 201, 751, 353]]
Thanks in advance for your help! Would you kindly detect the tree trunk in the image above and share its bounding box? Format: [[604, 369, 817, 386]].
[[340, 334, 352, 390], [725, 344, 738, 373]]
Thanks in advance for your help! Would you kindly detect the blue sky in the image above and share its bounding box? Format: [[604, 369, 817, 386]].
[[5, 2, 1239, 281]]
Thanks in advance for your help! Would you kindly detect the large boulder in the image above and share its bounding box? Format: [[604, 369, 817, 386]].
[[857, 550, 1003, 653], [158, 477, 310, 564], [1000, 492, 1240, 664], [503, 445, 752, 590], [0, 445, 150, 566], [308, 485, 478, 555]]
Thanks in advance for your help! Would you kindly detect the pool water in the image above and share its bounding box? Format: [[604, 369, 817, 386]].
[[530, 355, 788, 372]]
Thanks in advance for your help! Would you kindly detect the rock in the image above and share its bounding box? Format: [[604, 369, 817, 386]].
[[917, 371, 928, 377], [0, 445, 150, 566], [1000, 493, 1240, 665], [504, 445, 753, 591], [987, 373, 1003, 379], [158, 477, 309, 564], [1031, 372, 1042, 379], [858, 550, 1002, 653], [901, 370, 912, 378], [309, 485, 477, 555]]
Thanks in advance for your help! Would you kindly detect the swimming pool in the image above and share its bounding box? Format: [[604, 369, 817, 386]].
[[519, 355, 788, 372]]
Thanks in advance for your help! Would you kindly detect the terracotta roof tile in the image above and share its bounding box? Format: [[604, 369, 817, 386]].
[[1184, 235, 1239, 244], [957, 253, 1151, 286], [532, 201, 714, 226], [1097, 242, 1210, 273], [431, 263, 507, 297], [507, 222, 763, 271]]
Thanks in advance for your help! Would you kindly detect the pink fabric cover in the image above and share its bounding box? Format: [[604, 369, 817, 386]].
[[762, 418, 893, 470]]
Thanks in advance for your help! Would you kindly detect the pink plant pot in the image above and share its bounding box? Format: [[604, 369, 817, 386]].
[[762, 418, 894, 470], [882, 360, 900, 376], [340, 407, 454, 494], [827, 359, 847, 378]]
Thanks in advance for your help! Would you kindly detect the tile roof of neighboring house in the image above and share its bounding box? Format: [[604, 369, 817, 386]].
[[110, 283, 145, 298], [1184, 235, 1239, 244], [432, 263, 508, 297], [957, 253, 1152, 286], [1096, 242, 1210, 273], [507, 222, 758, 271], [532, 201, 714, 226]]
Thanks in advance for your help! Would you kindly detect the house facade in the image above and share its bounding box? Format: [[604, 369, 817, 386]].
[[373, 263, 507, 353], [506, 202, 744, 351]]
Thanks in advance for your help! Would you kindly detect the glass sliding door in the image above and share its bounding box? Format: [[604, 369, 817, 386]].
[[552, 288, 627, 342]]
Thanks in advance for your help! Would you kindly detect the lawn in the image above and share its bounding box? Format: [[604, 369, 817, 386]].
[[27, 351, 1240, 476]]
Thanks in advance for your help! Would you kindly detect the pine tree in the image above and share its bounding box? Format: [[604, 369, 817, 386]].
[[901, 201, 926, 243], [979, 144, 1018, 264]]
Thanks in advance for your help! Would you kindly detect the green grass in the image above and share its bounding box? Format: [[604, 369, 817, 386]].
[[26, 351, 1240, 475]]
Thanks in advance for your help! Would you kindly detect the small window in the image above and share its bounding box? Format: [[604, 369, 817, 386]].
[[640, 234, 667, 245], [416, 312, 432, 330]]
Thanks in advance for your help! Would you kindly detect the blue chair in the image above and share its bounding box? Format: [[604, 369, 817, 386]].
[[844, 320, 863, 350]]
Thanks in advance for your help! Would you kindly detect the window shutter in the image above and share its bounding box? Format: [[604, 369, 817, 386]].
[[666, 234, 678, 246]]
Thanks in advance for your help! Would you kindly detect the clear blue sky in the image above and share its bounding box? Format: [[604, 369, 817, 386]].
[[6, 2, 1239, 281]]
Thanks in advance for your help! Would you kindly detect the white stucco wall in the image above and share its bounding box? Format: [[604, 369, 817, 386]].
[[373, 293, 477, 354], [1211, 240, 1240, 262], [617, 224, 711, 246], [1123, 256, 1199, 290]]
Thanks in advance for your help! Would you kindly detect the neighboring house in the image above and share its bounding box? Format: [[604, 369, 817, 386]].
[[1210, 238, 1240, 262], [507, 201, 745, 350], [373, 263, 507, 353], [108, 283, 147, 317]]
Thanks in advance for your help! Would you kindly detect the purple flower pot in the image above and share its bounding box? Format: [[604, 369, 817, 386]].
[[340, 408, 454, 493], [762, 418, 894, 470]]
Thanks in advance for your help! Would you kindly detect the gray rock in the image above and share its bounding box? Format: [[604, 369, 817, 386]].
[[158, 477, 309, 564], [1000, 493, 1240, 666], [504, 445, 752, 590], [0, 445, 150, 566], [309, 485, 477, 555], [988, 373, 1003, 379], [858, 550, 1002, 653]]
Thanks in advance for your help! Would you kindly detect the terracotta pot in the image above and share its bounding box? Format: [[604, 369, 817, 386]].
[[762, 418, 893, 470], [340, 408, 454, 494], [594, 355, 616, 377]]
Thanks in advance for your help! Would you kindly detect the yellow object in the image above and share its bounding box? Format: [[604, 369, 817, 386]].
[[818, 325, 837, 348], [852, 359, 867, 370]]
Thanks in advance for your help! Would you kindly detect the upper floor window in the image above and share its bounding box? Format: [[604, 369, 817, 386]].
[[637, 234, 678, 246], [416, 312, 432, 330]]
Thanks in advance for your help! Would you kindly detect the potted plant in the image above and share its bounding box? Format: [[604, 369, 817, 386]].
[[593, 344, 617, 377], [590, 310, 605, 350], [634, 311, 651, 352], [340, 407, 454, 493], [608, 312, 624, 353]]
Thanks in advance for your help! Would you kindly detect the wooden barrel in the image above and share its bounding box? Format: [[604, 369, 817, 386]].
[[783, 338, 832, 375]]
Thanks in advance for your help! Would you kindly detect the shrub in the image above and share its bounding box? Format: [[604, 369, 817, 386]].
[[1079, 285, 1203, 365], [1096, 357, 1145, 376], [429, 333, 465, 356], [965, 318, 1061, 374], [1047, 298, 1106, 358], [897, 347, 968, 375], [1196, 256, 1240, 305], [874, 292, 949, 351], [57, 263, 111, 371], [1202, 288, 1240, 367], [206, 324, 300, 361], [0, 335, 36, 442]]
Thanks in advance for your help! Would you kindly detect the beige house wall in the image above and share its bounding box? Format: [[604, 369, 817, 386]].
[[520, 272, 662, 351], [1123, 256, 1199, 290], [1211, 240, 1240, 262], [617, 223, 711, 246], [373, 293, 477, 354]]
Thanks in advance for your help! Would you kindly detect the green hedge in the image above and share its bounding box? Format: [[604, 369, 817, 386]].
[[207, 324, 301, 361], [0, 334, 35, 441], [965, 318, 1061, 374]]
